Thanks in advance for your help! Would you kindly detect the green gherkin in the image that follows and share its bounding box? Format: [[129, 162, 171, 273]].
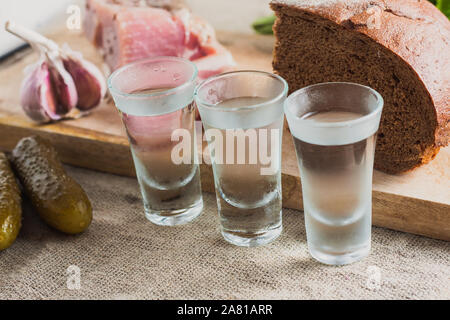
[[0, 152, 22, 250], [11, 136, 92, 234]]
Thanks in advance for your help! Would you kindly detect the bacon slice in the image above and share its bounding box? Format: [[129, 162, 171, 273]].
[[84, 0, 234, 77]]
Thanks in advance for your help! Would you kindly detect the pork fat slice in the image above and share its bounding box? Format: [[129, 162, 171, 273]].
[[84, 0, 235, 78]]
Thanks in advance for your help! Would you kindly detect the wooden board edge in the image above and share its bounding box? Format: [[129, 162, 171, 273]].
[[372, 191, 450, 241], [201, 165, 450, 241], [0, 119, 135, 176]]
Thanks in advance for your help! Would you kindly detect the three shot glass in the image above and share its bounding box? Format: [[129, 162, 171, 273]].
[[108, 56, 383, 265]]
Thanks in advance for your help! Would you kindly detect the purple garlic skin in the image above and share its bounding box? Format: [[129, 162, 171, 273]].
[[63, 55, 106, 111], [20, 61, 57, 123], [46, 52, 78, 115]]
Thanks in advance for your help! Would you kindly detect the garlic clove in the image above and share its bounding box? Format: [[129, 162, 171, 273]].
[[62, 47, 106, 111], [46, 51, 78, 115], [20, 60, 58, 123]]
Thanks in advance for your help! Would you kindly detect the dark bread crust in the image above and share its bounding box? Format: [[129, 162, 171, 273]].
[[271, 0, 449, 173]]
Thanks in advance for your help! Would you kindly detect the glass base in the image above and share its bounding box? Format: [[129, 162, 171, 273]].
[[308, 242, 370, 266], [144, 199, 203, 226], [221, 225, 282, 247]]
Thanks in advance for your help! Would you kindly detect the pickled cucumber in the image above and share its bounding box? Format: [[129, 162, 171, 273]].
[[11, 136, 92, 234], [0, 152, 22, 250]]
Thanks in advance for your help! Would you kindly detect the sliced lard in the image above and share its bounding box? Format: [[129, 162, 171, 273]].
[[84, 0, 234, 77]]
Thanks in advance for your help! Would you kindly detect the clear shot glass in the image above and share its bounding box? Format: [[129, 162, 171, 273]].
[[108, 57, 203, 226], [285, 82, 383, 265], [195, 71, 288, 247]]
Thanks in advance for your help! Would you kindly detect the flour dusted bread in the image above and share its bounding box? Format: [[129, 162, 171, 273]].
[[271, 0, 449, 173]]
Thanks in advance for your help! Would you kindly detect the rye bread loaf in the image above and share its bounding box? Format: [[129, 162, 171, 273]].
[[271, 0, 449, 174]]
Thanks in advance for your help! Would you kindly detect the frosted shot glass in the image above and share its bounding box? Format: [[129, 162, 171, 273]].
[[195, 71, 288, 247], [108, 57, 203, 226], [285, 82, 383, 265]]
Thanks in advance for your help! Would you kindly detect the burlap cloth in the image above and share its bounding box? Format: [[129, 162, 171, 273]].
[[0, 166, 449, 300]]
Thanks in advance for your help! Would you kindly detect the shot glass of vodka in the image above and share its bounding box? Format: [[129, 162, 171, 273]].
[[108, 57, 203, 226], [285, 82, 383, 265], [195, 71, 288, 247]]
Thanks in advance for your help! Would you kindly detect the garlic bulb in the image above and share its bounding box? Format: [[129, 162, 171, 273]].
[[5, 21, 106, 123]]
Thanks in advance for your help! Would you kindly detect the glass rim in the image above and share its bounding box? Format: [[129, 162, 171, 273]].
[[194, 70, 289, 112], [284, 82, 384, 128], [107, 56, 198, 100]]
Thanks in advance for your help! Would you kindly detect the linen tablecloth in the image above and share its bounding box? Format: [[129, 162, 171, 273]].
[[1, 166, 449, 299]]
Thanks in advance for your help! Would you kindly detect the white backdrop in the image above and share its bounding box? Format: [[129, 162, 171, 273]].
[[186, 0, 272, 33], [0, 0, 271, 57], [0, 0, 83, 56]]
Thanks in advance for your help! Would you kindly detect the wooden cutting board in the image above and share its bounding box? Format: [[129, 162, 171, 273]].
[[0, 30, 448, 241]]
